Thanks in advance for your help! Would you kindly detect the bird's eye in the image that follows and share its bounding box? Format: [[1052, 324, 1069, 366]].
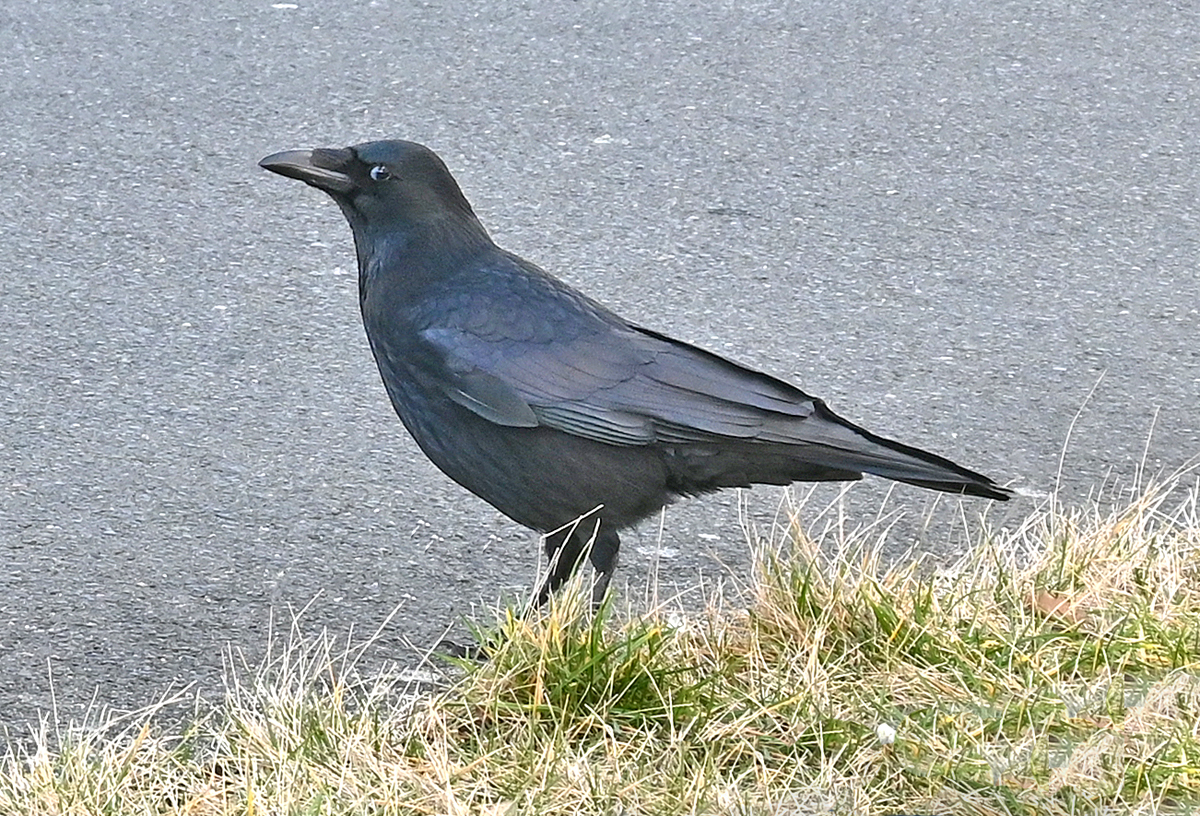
[[369, 165, 392, 181]]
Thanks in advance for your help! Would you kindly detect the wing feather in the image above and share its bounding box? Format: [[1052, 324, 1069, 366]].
[[420, 318, 820, 447]]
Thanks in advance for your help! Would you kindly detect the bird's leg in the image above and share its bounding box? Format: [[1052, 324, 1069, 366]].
[[444, 521, 610, 658], [531, 523, 591, 611], [442, 522, 592, 658], [587, 528, 620, 609], [530, 520, 620, 613]]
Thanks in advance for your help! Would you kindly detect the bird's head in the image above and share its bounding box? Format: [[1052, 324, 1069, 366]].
[[260, 140, 489, 254]]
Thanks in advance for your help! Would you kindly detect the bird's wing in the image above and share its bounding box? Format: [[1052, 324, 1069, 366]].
[[413, 263, 1009, 500], [420, 320, 658, 444], [412, 251, 892, 454], [419, 315, 824, 448]]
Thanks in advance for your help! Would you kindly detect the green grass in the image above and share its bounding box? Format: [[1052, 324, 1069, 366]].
[[3, 476, 1200, 815]]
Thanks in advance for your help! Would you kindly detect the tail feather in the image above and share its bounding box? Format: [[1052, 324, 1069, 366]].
[[803, 400, 1013, 501], [670, 399, 1013, 501]]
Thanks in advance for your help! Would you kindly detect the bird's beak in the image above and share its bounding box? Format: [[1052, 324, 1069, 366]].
[[259, 148, 356, 194]]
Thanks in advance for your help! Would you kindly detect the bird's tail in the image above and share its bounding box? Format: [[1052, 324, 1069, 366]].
[[799, 400, 1013, 501]]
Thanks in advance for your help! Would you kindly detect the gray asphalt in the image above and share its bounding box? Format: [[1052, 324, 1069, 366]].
[[2, 0, 1198, 732]]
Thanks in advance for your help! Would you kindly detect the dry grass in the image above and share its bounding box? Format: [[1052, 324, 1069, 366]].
[[3, 476, 1200, 815]]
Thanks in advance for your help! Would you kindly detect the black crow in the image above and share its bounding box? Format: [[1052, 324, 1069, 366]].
[[260, 140, 1011, 607]]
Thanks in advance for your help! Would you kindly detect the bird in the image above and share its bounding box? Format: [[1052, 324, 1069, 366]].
[[260, 139, 1011, 609]]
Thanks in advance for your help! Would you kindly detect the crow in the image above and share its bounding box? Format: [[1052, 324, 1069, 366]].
[[260, 140, 1011, 608]]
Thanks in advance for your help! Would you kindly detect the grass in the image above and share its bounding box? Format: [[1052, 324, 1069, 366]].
[[3, 476, 1200, 815]]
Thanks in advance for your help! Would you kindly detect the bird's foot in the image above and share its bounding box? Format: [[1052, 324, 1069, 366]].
[[436, 635, 507, 661], [435, 638, 485, 660]]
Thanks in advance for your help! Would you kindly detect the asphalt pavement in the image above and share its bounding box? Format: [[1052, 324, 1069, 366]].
[[2, 0, 1198, 731]]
